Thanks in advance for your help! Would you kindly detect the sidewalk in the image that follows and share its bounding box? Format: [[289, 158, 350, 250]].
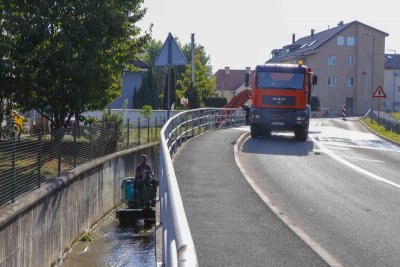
[[173, 128, 328, 267]]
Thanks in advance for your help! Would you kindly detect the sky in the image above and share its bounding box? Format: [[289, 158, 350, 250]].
[[137, 0, 400, 73]]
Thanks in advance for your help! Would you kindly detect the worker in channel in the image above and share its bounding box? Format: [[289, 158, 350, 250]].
[[134, 154, 157, 203], [241, 104, 251, 125], [135, 154, 154, 179]]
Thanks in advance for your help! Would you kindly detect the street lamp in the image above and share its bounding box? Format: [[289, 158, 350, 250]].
[[387, 49, 397, 111], [361, 33, 375, 111]]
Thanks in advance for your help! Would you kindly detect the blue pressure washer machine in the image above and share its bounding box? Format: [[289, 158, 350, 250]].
[[116, 170, 158, 225]]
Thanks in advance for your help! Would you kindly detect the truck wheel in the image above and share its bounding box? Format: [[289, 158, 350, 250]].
[[294, 127, 308, 141], [250, 125, 259, 138]]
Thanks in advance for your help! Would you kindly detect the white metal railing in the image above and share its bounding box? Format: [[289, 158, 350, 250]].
[[158, 108, 245, 267]]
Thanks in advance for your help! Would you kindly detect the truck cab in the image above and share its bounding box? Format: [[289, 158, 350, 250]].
[[248, 63, 317, 141]]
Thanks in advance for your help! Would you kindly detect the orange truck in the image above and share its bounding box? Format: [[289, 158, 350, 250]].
[[247, 62, 317, 141]]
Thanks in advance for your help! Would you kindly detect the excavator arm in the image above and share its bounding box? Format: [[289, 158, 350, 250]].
[[223, 89, 252, 108], [215, 88, 252, 127]]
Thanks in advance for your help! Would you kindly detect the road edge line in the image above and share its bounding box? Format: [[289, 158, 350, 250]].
[[234, 132, 342, 267], [357, 118, 400, 147]]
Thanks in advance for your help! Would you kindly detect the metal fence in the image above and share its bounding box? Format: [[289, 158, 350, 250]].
[[370, 111, 400, 134], [158, 108, 245, 267], [0, 117, 165, 206]]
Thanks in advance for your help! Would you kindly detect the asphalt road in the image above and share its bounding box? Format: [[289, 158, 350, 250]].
[[174, 128, 328, 267], [239, 118, 400, 266]]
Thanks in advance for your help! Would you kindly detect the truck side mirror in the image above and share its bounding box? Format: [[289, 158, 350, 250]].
[[312, 75, 318, 85], [245, 73, 250, 87]]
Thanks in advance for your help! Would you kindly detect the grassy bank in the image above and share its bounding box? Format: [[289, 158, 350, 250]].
[[389, 112, 400, 120], [362, 117, 400, 144]]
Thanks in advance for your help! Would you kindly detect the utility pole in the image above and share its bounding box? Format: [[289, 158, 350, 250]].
[[167, 35, 172, 119], [387, 49, 397, 111], [191, 33, 195, 86]]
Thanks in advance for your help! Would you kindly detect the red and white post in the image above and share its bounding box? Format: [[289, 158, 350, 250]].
[[341, 105, 347, 120]]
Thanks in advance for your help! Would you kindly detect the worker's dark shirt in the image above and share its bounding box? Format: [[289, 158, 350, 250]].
[[135, 163, 152, 178]]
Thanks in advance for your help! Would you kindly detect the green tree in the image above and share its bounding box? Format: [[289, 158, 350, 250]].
[[185, 83, 201, 109], [147, 67, 159, 109], [177, 51, 216, 106], [141, 105, 153, 119], [143, 37, 214, 109], [181, 44, 213, 77], [134, 67, 158, 109], [1, 1, 151, 130], [132, 87, 138, 109], [141, 39, 165, 92], [0, 5, 17, 124]]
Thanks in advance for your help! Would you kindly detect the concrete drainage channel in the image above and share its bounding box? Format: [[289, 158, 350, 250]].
[[56, 210, 156, 267], [0, 143, 159, 267]]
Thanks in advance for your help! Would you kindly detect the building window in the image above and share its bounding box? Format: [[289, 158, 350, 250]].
[[345, 77, 355, 86], [337, 36, 345, 46], [348, 55, 356, 66], [328, 56, 336, 65], [347, 36, 356, 46], [328, 76, 337, 86]]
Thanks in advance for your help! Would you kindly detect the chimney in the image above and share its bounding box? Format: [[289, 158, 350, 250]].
[[245, 67, 251, 73], [292, 33, 295, 44], [224, 67, 230, 75], [338, 21, 344, 26], [311, 29, 315, 37]]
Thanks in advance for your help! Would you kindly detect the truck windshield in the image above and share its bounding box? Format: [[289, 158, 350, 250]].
[[256, 71, 304, 90]]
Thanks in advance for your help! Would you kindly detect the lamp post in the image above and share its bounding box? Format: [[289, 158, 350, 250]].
[[387, 49, 397, 112], [361, 33, 375, 111]]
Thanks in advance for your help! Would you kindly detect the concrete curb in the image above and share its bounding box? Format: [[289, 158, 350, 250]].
[[358, 118, 400, 147]]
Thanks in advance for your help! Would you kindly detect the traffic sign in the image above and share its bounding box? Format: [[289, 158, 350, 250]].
[[372, 85, 386, 98], [154, 33, 188, 119], [154, 33, 188, 66]]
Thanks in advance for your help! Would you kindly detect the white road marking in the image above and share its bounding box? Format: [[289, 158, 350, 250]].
[[309, 123, 400, 154], [323, 143, 395, 152], [322, 146, 350, 150], [231, 126, 250, 131], [339, 155, 385, 163], [311, 136, 400, 189], [309, 126, 380, 141], [235, 133, 343, 267]]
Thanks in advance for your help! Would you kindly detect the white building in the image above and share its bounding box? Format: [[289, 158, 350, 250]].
[[384, 54, 400, 112]]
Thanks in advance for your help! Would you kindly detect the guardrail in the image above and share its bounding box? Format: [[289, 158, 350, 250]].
[[158, 108, 245, 267]]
